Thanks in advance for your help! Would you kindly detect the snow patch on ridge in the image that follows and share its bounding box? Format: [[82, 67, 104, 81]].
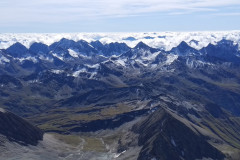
[[0, 108, 6, 113], [166, 54, 178, 65], [52, 53, 64, 61], [115, 59, 126, 66], [0, 55, 10, 64], [142, 51, 160, 61], [51, 69, 64, 74], [72, 68, 87, 77], [18, 57, 38, 63], [171, 137, 177, 147], [85, 64, 100, 69], [39, 55, 53, 62], [68, 49, 79, 58]]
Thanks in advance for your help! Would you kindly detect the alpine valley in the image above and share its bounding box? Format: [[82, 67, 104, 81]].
[[0, 32, 240, 160]]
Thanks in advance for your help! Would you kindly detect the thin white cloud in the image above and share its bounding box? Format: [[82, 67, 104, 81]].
[[0, 0, 240, 25], [212, 12, 240, 16]]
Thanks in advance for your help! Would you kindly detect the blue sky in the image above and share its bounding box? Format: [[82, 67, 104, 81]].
[[0, 0, 240, 32]]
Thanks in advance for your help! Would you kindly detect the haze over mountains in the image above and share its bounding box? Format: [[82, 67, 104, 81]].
[[0, 32, 240, 160]]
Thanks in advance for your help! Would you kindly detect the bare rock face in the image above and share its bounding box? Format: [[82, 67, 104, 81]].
[[133, 108, 225, 160], [0, 108, 43, 146]]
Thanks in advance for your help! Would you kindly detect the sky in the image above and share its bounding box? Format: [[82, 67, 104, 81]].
[[0, 0, 240, 33]]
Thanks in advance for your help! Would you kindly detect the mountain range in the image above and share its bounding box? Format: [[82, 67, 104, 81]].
[[0, 35, 240, 160]]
